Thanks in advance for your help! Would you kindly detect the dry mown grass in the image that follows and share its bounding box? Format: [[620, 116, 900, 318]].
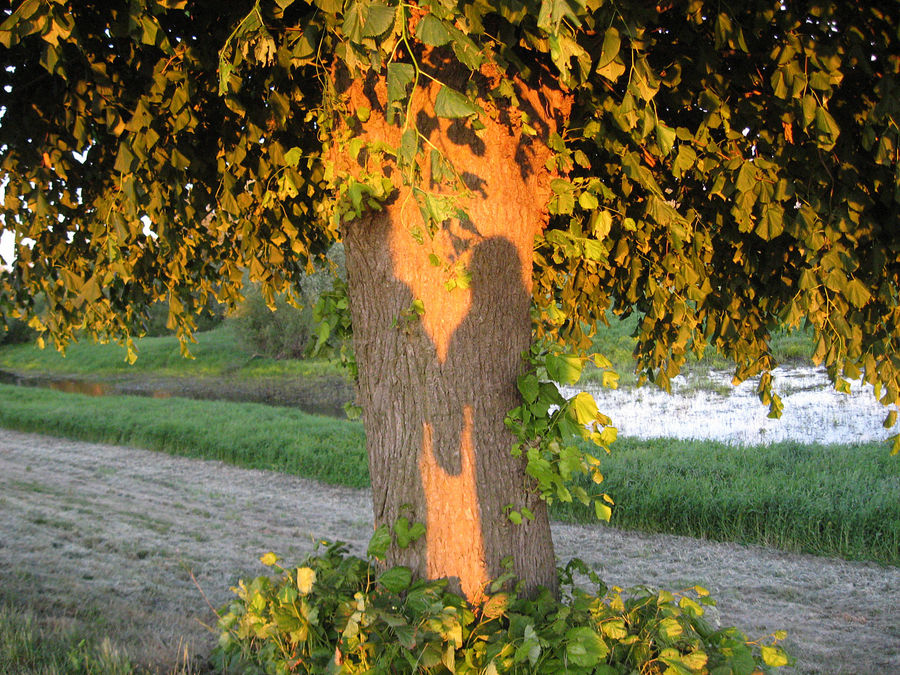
[[1, 428, 898, 674]]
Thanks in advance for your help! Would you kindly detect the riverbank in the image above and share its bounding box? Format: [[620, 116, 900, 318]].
[[0, 368, 354, 418]]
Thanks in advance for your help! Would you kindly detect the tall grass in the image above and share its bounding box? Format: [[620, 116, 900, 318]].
[[0, 601, 134, 675], [0, 384, 896, 565], [554, 437, 900, 565]]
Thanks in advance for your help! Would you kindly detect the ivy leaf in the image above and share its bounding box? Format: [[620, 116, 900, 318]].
[[367, 524, 391, 561], [546, 353, 582, 385], [378, 566, 413, 593], [517, 373, 540, 404], [761, 645, 789, 667], [569, 392, 599, 426], [434, 85, 477, 119]]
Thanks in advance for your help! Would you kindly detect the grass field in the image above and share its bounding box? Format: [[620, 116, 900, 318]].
[[0, 322, 345, 380], [0, 383, 367, 488], [1, 383, 896, 566]]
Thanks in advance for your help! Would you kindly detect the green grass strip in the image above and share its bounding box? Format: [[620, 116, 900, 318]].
[[0, 323, 345, 379], [1, 384, 896, 564], [0, 383, 368, 488]]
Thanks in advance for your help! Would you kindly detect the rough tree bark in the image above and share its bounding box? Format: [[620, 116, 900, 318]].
[[340, 63, 571, 601]]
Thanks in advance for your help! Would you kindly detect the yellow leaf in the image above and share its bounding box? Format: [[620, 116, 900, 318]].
[[259, 552, 278, 567], [761, 645, 789, 667], [297, 567, 316, 594]]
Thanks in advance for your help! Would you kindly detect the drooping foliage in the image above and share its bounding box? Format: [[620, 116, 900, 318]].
[[1, 0, 898, 436]]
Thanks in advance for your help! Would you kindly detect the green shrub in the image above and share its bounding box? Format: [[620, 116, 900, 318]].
[[141, 297, 227, 337], [213, 544, 789, 674], [0, 316, 36, 345], [232, 284, 316, 360]]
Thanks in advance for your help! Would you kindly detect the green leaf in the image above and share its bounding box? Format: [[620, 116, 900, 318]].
[[378, 566, 412, 593], [657, 617, 683, 642], [595, 500, 612, 522], [394, 516, 425, 548], [361, 2, 395, 37], [656, 122, 676, 155], [342, 1, 364, 41], [416, 14, 452, 46], [518, 373, 540, 404], [735, 163, 756, 193], [433, 86, 477, 119], [579, 191, 599, 211], [400, 128, 418, 165], [597, 27, 620, 69], [815, 107, 840, 149], [883, 410, 897, 429], [114, 144, 134, 174], [283, 147, 303, 167], [845, 279, 871, 308], [482, 592, 509, 619], [387, 62, 415, 104], [546, 353, 583, 385], [367, 524, 391, 560], [565, 626, 608, 667]]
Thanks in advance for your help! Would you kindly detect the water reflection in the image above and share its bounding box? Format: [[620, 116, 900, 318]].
[[0, 370, 344, 416], [48, 380, 110, 397]]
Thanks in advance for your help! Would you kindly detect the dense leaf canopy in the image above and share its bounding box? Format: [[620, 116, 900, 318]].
[[1, 1, 898, 435]]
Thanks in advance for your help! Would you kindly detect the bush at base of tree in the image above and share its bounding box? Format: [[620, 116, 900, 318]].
[[212, 543, 789, 674]]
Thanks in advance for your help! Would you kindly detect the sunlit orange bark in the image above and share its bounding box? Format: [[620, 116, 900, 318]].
[[420, 407, 489, 602], [341, 63, 571, 599]]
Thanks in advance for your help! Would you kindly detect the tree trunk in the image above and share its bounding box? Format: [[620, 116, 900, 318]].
[[340, 66, 569, 602]]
